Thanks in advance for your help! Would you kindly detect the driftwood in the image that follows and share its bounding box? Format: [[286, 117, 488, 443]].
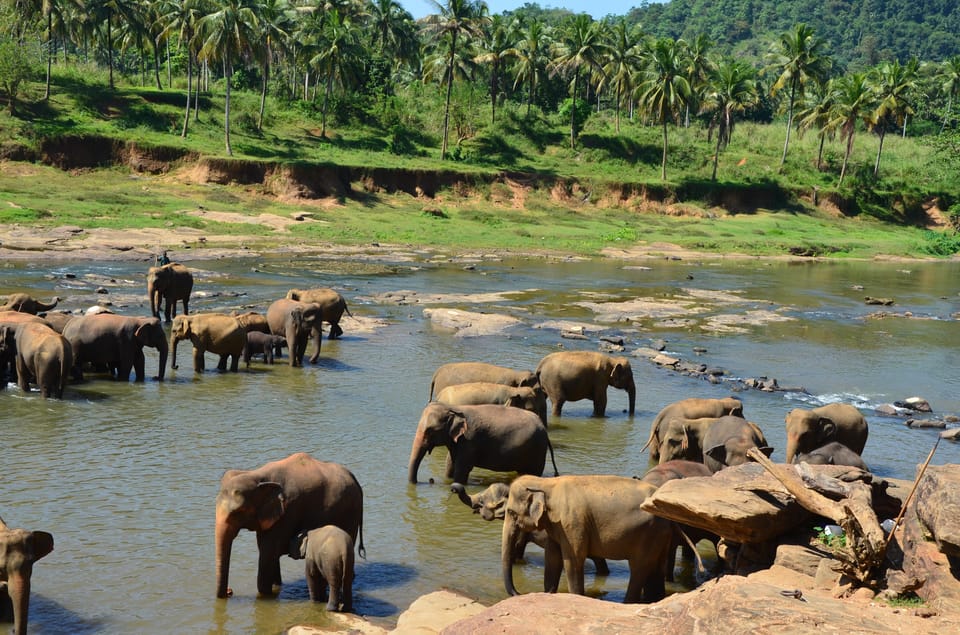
[[745, 447, 885, 583]]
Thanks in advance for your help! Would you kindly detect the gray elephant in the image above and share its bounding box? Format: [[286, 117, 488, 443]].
[[657, 417, 721, 464], [293, 525, 355, 612], [794, 441, 869, 471], [62, 314, 168, 381], [286, 288, 353, 339], [643, 397, 744, 461], [243, 331, 286, 366], [0, 322, 73, 398], [215, 452, 364, 599], [435, 382, 549, 426], [147, 263, 193, 322], [407, 403, 558, 484], [784, 403, 868, 464], [451, 482, 609, 576], [429, 362, 539, 401], [0, 293, 59, 314], [0, 312, 47, 387], [535, 350, 636, 417], [702, 415, 773, 473], [501, 475, 671, 602], [169, 313, 246, 373], [37, 311, 75, 334], [0, 516, 54, 635], [266, 299, 323, 366], [232, 311, 270, 334]]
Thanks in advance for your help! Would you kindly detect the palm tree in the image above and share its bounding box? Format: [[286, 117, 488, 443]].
[[254, 0, 294, 130], [473, 14, 515, 124], [89, 0, 141, 89], [506, 17, 550, 117], [156, 0, 207, 137], [308, 8, 363, 137], [680, 33, 714, 128], [766, 23, 832, 167], [796, 77, 835, 171], [421, 0, 488, 160], [549, 13, 607, 150], [197, 0, 262, 155], [366, 0, 418, 71], [870, 58, 919, 177], [635, 37, 691, 181], [599, 17, 643, 134], [701, 57, 758, 180], [824, 72, 876, 186], [937, 55, 960, 134]]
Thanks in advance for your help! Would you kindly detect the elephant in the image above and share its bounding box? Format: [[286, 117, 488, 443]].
[[535, 351, 636, 417], [642, 397, 744, 461], [169, 313, 246, 373], [266, 299, 323, 366], [794, 441, 869, 471], [702, 415, 773, 473], [215, 452, 364, 599], [243, 331, 286, 366], [61, 314, 168, 381], [0, 516, 54, 635], [0, 293, 59, 314], [435, 382, 549, 426], [784, 403, 869, 464], [501, 474, 672, 603], [657, 417, 721, 464], [286, 288, 353, 339], [407, 403, 558, 484], [451, 482, 610, 576], [0, 322, 73, 398], [37, 311, 75, 333], [146, 263, 193, 322], [293, 525, 355, 612], [428, 362, 539, 401], [0, 312, 47, 387], [232, 311, 270, 334]]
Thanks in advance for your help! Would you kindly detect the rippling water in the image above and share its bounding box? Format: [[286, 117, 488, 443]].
[[2, 253, 959, 633]]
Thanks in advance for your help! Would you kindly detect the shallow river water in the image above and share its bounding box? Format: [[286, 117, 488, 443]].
[[2, 251, 959, 634]]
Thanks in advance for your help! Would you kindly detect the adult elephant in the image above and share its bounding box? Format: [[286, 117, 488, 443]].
[[435, 382, 548, 426], [795, 441, 869, 471], [0, 293, 59, 314], [501, 475, 671, 603], [37, 311, 74, 334], [215, 452, 364, 599], [451, 482, 609, 576], [62, 314, 168, 381], [428, 362, 538, 401], [0, 516, 54, 635], [642, 397, 744, 461], [535, 351, 636, 417], [0, 322, 73, 398], [407, 403, 558, 484], [147, 263, 193, 322], [232, 311, 270, 334], [0, 312, 47, 387], [702, 416, 773, 473], [657, 417, 721, 464], [285, 288, 353, 339], [169, 313, 245, 373], [266, 299, 323, 366], [784, 403, 868, 464]]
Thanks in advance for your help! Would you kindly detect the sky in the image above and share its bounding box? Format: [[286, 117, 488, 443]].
[[400, 0, 645, 21]]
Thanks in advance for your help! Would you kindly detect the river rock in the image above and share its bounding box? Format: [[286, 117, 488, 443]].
[[896, 397, 933, 413], [941, 428, 960, 441], [912, 464, 960, 557], [906, 418, 946, 429], [421, 308, 521, 337], [893, 490, 960, 613]]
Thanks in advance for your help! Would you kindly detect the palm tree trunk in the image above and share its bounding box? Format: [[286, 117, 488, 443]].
[[902, 114, 907, 138], [182, 52, 192, 138], [258, 48, 270, 131], [166, 39, 172, 88], [874, 128, 885, 177], [44, 13, 52, 100], [441, 34, 458, 160], [839, 132, 855, 186], [661, 120, 669, 180], [569, 69, 579, 150], [321, 72, 333, 137], [615, 84, 621, 134], [224, 59, 233, 156], [712, 125, 722, 181], [108, 18, 115, 89], [779, 80, 797, 167], [941, 94, 953, 134], [194, 62, 202, 121], [154, 40, 162, 89], [816, 133, 825, 170]]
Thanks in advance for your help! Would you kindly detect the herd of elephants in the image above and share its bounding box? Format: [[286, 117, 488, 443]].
[[0, 261, 874, 634]]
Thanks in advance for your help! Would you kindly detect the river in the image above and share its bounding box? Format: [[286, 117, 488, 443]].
[[2, 251, 959, 633]]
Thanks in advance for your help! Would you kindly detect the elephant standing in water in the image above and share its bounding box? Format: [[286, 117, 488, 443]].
[[784, 403, 868, 464], [536, 351, 636, 417], [147, 263, 193, 322], [266, 299, 323, 366], [429, 362, 538, 400], [169, 313, 246, 373], [62, 314, 168, 381], [0, 293, 59, 314], [701, 416, 773, 473], [285, 288, 353, 339], [215, 452, 364, 599], [501, 475, 671, 603], [0, 322, 73, 398], [294, 525, 355, 612], [0, 516, 54, 635], [435, 382, 549, 426], [643, 397, 744, 461]]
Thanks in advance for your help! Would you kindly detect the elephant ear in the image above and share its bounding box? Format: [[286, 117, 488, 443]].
[[29, 531, 54, 562], [818, 418, 838, 444], [449, 412, 468, 443], [705, 444, 727, 466], [254, 482, 286, 531], [527, 490, 547, 530]]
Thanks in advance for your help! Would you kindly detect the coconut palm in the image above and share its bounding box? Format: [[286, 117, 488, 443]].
[[824, 72, 876, 186], [549, 13, 607, 150], [506, 17, 550, 117], [253, 0, 294, 130], [680, 33, 714, 128], [155, 0, 206, 137], [766, 23, 832, 167], [635, 37, 691, 181], [366, 0, 418, 71], [308, 8, 362, 137], [796, 77, 835, 171], [88, 0, 141, 89], [701, 57, 758, 180], [937, 55, 960, 134], [599, 17, 643, 134], [870, 58, 919, 177], [421, 0, 488, 160]]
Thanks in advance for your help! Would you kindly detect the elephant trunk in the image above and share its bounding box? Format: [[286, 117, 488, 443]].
[[785, 432, 800, 464], [148, 279, 158, 318], [451, 483, 474, 509], [155, 336, 168, 380], [169, 332, 180, 370], [215, 510, 239, 599], [501, 515, 520, 596], [408, 431, 428, 484], [626, 380, 636, 416], [36, 297, 58, 313], [7, 567, 32, 635]]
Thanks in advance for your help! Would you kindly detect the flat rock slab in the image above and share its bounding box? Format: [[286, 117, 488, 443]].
[[422, 308, 522, 337]]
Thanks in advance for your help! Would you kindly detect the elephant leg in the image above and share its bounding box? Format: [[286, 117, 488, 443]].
[[309, 327, 322, 364], [562, 554, 586, 596], [256, 546, 283, 596], [327, 579, 341, 612], [543, 540, 563, 593], [181, 298, 189, 316], [551, 398, 564, 416], [15, 357, 30, 392], [624, 560, 648, 603], [444, 453, 455, 479], [591, 557, 610, 576], [329, 322, 343, 339], [229, 353, 239, 372], [133, 350, 146, 382], [306, 572, 321, 602], [193, 347, 205, 372], [592, 388, 607, 417], [217, 354, 228, 371], [341, 570, 353, 612]]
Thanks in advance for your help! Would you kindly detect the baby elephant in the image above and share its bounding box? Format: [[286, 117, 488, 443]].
[[243, 331, 286, 366], [794, 441, 869, 471], [296, 525, 355, 612]]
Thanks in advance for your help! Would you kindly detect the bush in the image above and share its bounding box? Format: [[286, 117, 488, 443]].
[[919, 229, 960, 256]]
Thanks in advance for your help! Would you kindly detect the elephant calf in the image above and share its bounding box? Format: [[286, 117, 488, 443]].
[[294, 525, 355, 612], [435, 382, 548, 426], [243, 332, 286, 366], [702, 416, 773, 473], [794, 441, 869, 471]]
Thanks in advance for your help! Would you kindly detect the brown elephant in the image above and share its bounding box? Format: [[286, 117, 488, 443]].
[[285, 288, 353, 339], [147, 263, 193, 322], [266, 299, 323, 366], [435, 382, 549, 426], [407, 403, 558, 484], [795, 441, 869, 470], [642, 397, 744, 461], [428, 362, 539, 401], [501, 475, 671, 602], [535, 350, 636, 417], [0, 293, 59, 314], [0, 516, 54, 635], [36, 311, 75, 334], [169, 313, 245, 373], [784, 403, 868, 464], [0, 312, 47, 387], [0, 322, 73, 398], [232, 311, 270, 334], [215, 452, 364, 599], [702, 415, 773, 473], [293, 525, 355, 612], [62, 314, 169, 381]]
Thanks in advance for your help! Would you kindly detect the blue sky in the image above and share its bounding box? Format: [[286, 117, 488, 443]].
[[400, 0, 644, 21]]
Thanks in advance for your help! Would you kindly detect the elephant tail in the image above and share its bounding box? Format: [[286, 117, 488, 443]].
[[546, 435, 560, 477], [356, 515, 366, 560]]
